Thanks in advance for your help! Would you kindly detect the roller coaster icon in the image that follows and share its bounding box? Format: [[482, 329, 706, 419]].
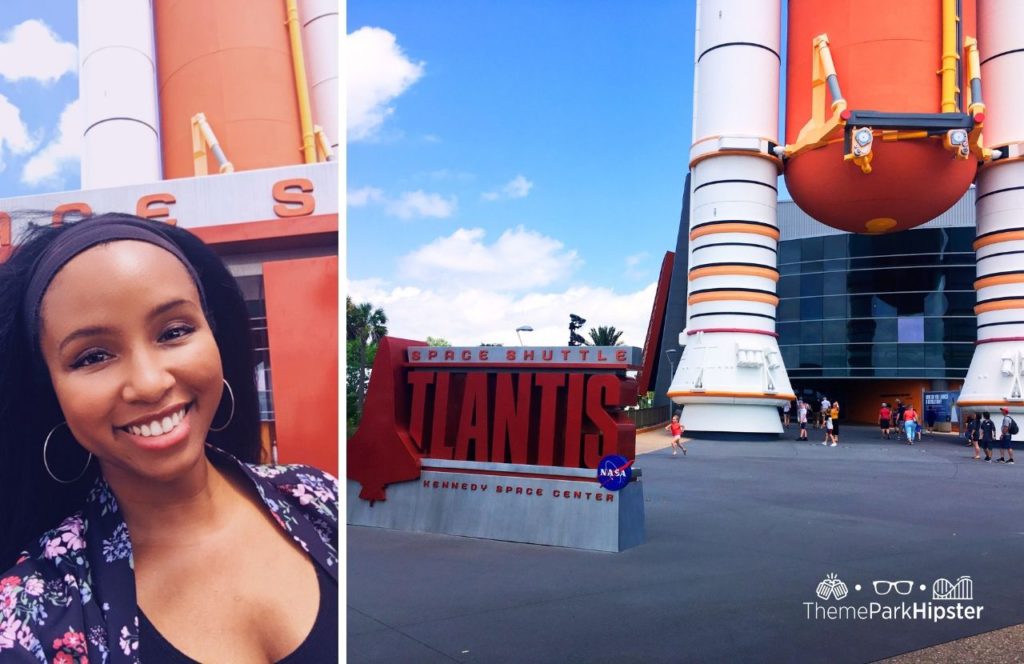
[[932, 576, 974, 601]]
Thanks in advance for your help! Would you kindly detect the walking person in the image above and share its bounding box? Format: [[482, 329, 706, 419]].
[[783, 400, 792, 428], [823, 412, 836, 446], [879, 402, 892, 440], [820, 396, 831, 430], [797, 399, 809, 440], [903, 403, 918, 445], [925, 406, 937, 434], [665, 414, 686, 456], [830, 401, 840, 445], [997, 407, 1016, 464], [980, 411, 996, 461], [964, 414, 981, 460], [893, 400, 906, 441]]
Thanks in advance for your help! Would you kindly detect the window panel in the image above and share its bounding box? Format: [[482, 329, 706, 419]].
[[799, 345, 822, 368], [801, 321, 823, 344], [898, 316, 925, 342], [801, 237, 824, 261], [800, 297, 823, 320], [777, 275, 799, 299], [823, 271, 847, 295], [898, 343, 925, 368], [823, 295, 848, 319]]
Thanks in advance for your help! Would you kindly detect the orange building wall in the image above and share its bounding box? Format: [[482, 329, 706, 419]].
[[153, 0, 304, 178], [842, 380, 964, 427], [264, 255, 339, 474]]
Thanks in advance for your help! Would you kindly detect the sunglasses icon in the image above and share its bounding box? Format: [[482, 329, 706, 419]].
[[873, 580, 914, 596]]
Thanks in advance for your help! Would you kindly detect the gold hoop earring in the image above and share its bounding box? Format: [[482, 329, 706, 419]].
[[43, 422, 93, 484], [209, 379, 235, 432]]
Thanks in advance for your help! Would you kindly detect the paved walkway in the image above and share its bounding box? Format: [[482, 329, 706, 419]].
[[348, 424, 1024, 663]]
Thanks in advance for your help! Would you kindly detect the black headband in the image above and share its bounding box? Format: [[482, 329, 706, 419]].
[[23, 218, 206, 347]]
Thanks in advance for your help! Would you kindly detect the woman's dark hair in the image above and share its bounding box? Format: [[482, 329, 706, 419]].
[[0, 212, 261, 565]]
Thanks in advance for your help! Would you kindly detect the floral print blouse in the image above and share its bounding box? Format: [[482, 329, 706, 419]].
[[0, 447, 339, 663]]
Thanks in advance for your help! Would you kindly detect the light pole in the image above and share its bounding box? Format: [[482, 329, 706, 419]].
[[516, 325, 534, 346], [665, 348, 678, 379], [664, 349, 679, 417]]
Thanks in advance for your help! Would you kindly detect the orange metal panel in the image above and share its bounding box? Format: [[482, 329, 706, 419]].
[[264, 255, 338, 474], [154, 0, 304, 178]]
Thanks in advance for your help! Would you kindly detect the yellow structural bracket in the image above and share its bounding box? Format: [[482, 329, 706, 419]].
[[939, 0, 960, 113], [191, 113, 234, 176], [962, 36, 993, 161], [784, 34, 848, 158], [313, 125, 334, 162]]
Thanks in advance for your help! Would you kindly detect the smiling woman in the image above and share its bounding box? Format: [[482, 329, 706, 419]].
[[0, 214, 338, 663]]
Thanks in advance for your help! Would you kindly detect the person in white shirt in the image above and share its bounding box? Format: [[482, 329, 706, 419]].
[[796, 400, 808, 440]]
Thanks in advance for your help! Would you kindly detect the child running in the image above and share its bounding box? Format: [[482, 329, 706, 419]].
[[666, 415, 686, 456]]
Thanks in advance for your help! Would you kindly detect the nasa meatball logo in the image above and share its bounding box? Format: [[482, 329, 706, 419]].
[[597, 454, 633, 491]]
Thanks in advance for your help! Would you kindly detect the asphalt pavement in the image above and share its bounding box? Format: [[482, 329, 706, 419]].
[[347, 423, 1024, 663]]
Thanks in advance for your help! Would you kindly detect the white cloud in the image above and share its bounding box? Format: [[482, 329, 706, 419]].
[[385, 190, 457, 219], [349, 226, 654, 347], [347, 27, 424, 141], [400, 226, 581, 291], [347, 186, 457, 219], [348, 278, 657, 348], [420, 169, 475, 183], [482, 174, 534, 202], [348, 186, 385, 207], [624, 251, 650, 279], [0, 93, 36, 171], [21, 99, 82, 186], [0, 20, 76, 84]]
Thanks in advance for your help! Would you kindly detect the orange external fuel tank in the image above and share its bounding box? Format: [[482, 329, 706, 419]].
[[154, 0, 305, 178], [785, 0, 979, 234]]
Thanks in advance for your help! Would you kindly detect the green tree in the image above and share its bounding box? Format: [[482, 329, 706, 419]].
[[426, 336, 451, 347], [346, 297, 388, 429], [587, 325, 624, 346]]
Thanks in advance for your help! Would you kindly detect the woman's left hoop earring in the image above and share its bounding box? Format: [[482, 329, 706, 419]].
[[209, 379, 235, 432], [43, 422, 93, 484]]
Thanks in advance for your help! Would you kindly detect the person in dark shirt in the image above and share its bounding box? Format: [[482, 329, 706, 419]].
[[964, 414, 981, 460], [893, 400, 907, 441], [979, 411, 997, 462]]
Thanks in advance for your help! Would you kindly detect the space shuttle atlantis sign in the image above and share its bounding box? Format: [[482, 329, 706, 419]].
[[346, 337, 647, 552]]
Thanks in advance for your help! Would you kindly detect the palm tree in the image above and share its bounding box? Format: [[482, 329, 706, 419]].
[[346, 297, 388, 416], [588, 325, 624, 346]]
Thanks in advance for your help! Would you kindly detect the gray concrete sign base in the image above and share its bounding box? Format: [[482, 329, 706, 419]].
[[347, 458, 645, 552]]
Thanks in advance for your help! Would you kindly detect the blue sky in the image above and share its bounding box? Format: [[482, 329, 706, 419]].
[[0, 3, 79, 198], [347, 1, 701, 347]]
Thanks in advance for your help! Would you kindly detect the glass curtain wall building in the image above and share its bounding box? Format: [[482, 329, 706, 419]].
[[775, 190, 976, 425]]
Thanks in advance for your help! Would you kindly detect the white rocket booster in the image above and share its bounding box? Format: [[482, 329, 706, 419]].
[[959, 0, 1024, 437], [668, 0, 794, 434]]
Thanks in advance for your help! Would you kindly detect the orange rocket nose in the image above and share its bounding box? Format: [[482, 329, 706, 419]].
[[784, 0, 979, 234]]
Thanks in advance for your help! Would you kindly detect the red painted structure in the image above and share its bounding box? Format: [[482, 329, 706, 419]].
[[265, 255, 338, 473], [348, 339, 641, 501], [636, 251, 674, 396]]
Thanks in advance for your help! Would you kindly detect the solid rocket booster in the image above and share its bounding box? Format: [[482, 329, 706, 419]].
[[959, 0, 1024, 436], [668, 0, 795, 434]]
